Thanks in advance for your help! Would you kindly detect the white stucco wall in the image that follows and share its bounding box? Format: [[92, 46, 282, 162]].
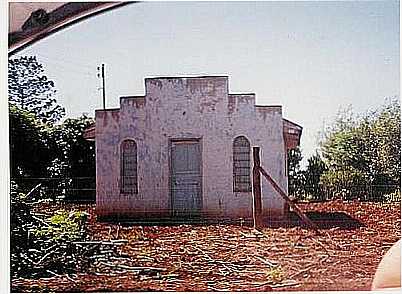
[[96, 76, 288, 221]]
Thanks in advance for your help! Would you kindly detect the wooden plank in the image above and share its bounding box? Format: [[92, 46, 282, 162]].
[[258, 166, 320, 234], [252, 147, 263, 229]]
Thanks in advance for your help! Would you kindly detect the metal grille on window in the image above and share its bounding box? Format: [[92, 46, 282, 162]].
[[121, 140, 138, 194], [233, 136, 251, 192]]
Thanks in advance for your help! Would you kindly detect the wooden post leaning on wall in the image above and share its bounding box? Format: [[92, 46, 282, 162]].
[[252, 147, 263, 229], [258, 166, 320, 234]]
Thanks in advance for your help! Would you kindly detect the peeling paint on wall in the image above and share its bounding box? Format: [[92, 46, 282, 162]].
[[94, 76, 301, 221]]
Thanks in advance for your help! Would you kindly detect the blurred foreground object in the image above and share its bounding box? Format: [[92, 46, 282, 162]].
[[372, 239, 401, 291], [9, 2, 133, 55]]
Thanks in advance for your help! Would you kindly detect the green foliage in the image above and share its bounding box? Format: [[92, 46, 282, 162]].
[[10, 102, 95, 200], [34, 210, 88, 242], [265, 266, 284, 283], [49, 115, 96, 200], [289, 99, 400, 202], [287, 147, 303, 196], [8, 56, 65, 124], [9, 104, 53, 180], [287, 151, 328, 201], [50, 115, 95, 178], [10, 184, 90, 278], [301, 153, 328, 201], [384, 190, 401, 202], [320, 166, 369, 200], [369, 99, 401, 184], [9, 56, 95, 279], [10, 184, 34, 277], [288, 147, 303, 173], [319, 98, 400, 201]]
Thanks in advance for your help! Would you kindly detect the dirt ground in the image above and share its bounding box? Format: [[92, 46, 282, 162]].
[[11, 200, 400, 292]]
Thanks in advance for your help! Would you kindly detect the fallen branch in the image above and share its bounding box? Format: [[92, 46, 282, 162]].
[[290, 265, 316, 279], [30, 214, 50, 228], [99, 262, 167, 272], [254, 255, 278, 267], [46, 270, 76, 283], [73, 240, 127, 245], [25, 183, 42, 199], [34, 244, 58, 266], [270, 281, 299, 288]]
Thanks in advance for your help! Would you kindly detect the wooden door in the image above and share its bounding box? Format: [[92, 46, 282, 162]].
[[171, 140, 202, 217]]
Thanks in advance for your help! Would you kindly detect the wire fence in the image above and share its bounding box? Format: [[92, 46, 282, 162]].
[[11, 177, 96, 202], [11, 177, 400, 204], [291, 184, 400, 203]]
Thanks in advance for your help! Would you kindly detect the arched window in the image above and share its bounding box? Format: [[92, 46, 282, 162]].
[[120, 139, 138, 194], [233, 136, 251, 192]]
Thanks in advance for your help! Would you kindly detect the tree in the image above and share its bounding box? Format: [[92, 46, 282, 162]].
[[320, 106, 369, 171], [10, 104, 96, 200], [8, 56, 65, 124], [369, 98, 400, 185], [319, 98, 400, 201], [302, 153, 328, 201], [49, 115, 96, 200], [287, 147, 303, 197], [320, 166, 368, 200], [287, 151, 328, 201], [9, 104, 53, 181]]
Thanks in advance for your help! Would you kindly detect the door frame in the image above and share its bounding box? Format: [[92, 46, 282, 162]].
[[168, 137, 203, 217]]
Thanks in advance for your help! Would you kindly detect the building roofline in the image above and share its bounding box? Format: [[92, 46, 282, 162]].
[[144, 75, 229, 80], [229, 93, 256, 96], [255, 105, 282, 108], [283, 118, 303, 130], [95, 108, 120, 113]]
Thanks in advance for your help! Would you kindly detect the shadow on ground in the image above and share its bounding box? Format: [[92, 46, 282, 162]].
[[98, 210, 364, 230], [266, 211, 365, 229]]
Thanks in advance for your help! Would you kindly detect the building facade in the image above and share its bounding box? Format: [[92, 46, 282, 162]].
[[86, 76, 302, 221]]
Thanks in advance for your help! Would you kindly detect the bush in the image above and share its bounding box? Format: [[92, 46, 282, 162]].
[[319, 99, 400, 201], [11, 183, 90, 279], [34, 210, 87, 242], [320, 166, 369, 200]]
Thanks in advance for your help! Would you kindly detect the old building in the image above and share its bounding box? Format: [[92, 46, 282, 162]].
[[85, 76, 302, 221]]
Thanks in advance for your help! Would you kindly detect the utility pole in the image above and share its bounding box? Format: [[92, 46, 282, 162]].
[[97, 63, 106, 109]]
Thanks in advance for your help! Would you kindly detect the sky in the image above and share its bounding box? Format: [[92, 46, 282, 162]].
[[13, 1, 400, 166]]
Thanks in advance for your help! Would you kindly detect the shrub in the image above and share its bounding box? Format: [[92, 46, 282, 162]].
[[11, 183, 90, 279], [34, 210, 87, 242], [319, 166, 369, 200]]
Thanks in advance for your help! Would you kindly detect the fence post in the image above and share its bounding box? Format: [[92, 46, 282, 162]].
[[252, 147, 263, 229]]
